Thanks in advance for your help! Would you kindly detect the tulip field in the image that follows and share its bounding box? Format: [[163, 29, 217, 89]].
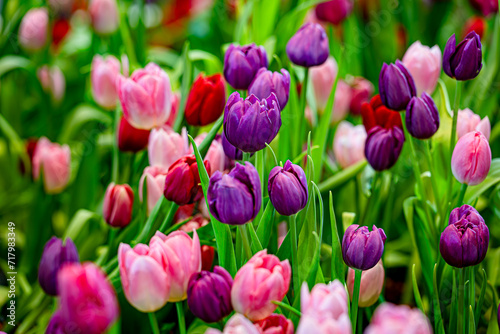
[[2, 0, 500, 333]]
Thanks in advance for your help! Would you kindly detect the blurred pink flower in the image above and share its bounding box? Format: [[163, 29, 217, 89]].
[[88, 0, 119, 35], [139, 166, 169, 215], [333, 121, 366, 169], [37, 65, 66, 103], [206, 314, 261, 334], [310, 56, 338, 110], [91, 55, 121, 109], [347, 260, 384, 307], [402, 41, 441, 96], [456, 108, 491, 141], [194, 133, 226, 174], [19, 8, 49, 51], [32, 137, 70, 194], [365, 303, 432, 334], [148, 126, 189, 169], [255, 314, 294, 334], [452, 131, 491, 186]]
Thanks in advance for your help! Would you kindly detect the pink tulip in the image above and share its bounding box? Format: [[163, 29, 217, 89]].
[[91, 55, 121, 109], [180, 214, 215, 271], [347, 260, 384, 307], [206, 314, 262, 334], [310, 56, 338, 110], [231, 250, 291, 321], [117, 63, 172, 130], [148, 126, 190, 169], [277, 221, 288, 248], [103, 183, 134, 227], [333, 121, 367, 169], [88, 0, 119, 35], [457, 108, 491, 141], [402, 41, 441, 96], [194, 133, 226, 174], [19, 8, 49, 51], [57, 263, 119, 334], [139, 166, 169, 215], [255, 314, 294, 334], [165, 92, 180, 127], [451, 131, 491, 186], [296, 313, 352, 334], [118, 242, 171, 312], [37, 65, 66, 103], [331, 80, 352, 123], [32, 137, 71, 194], [152, 230, 201, 302], [365, 303, 432, 334]]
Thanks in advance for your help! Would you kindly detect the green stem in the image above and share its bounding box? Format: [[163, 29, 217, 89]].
[[469, 266, 475, 310], [242, 152, 250, 162], [351, 269, 362, 334], [458, 268, 465, 334], [290, 214, 300, 297], [148, 312, 161, 334], [239, 224, 253, 260], [450, 81, 462, 155], [297, 69, 309, 155], [176, 302, 186, 334], [112, 105, 120, 183], [456, 183, 468, 207], [158, 203, 180, 234], [424, 141, 441, 208], [271, 300, 302, 317]]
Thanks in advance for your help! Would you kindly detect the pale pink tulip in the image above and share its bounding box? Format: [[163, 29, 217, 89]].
[[205, 314, 261, 334], [91, 55, 121, 109], [117, 63, 172, 130], [277, 221, 288, 248], [331, 80, 352, 123], [139, 166, 168, 215], [333, 121, 367, 168], [452, 131, 491, 186], [19, 8, 49, 51], [296, 313, 351, 334], [148, 126, 190, 169], [456, 108, 491, 141], [310, 56, 338, 110], [103, 183, 134, 228], [37, 65, 66, 103], [88, 0, 119, 35], [402, 41, 441, 96], [347, 260, 384, 307], [32, 137, 70, 194], [194, 133, 226, 174], [365, 303, 432, 334]]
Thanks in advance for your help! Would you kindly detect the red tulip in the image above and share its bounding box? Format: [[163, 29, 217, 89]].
[[117, 117, 150, 153], [185, 73, 226, 126], [103, 183, 134, 227]]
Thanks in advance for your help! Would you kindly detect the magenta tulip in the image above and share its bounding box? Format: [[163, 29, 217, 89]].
[[103, 183, 134, 228], [451, 131, 491, 185]]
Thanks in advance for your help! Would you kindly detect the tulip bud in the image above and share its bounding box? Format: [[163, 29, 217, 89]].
[[365, 303, 432, 334], [206, 314, 261, 334], [256, 314, 294, 334], [342, 224, 386, 270], [402, 41, 442, 96], [91, 55, 121, 110], [19, 8, 49, 51], [287, 23, 329, 67], [349, 77, 374, 115], [208, 162, 261, 225], [38, 237, 79, 296], [194, 133, 226, 174], [365, 126, 405, 171], [148, 126, 190, 169], [88, 0, 119, 35], [180, 215, 215, 271], [456, 108, 490, 140], [315, 0, 353, 25], [185, 73, 226, 126], [223, 44, 268, 90], [151, 230, 201, 301], [187, 266, 233, 323], [268, 160, 308, 216], [333, 121, 367, 169], [310, 56, 338, 111], [443, 32, 482, 81], [347, 260, 384, 307], [164, 155, 209, 206], [103, 183, 134, 228], [139, 166, 168, 215], [440, 204, 489, 268], [37, 65, 66, 103], [248, 68, 291, 109], [224, 92, 281, 153], [58, 263, 119, 334], [379, 60, 416, 111], [231, 250, 291, 321], [405, 93, 440, 139], [221, 130, 243, 161], [117, 63, 172, 130], [118, 242, 171, 312], [32, 137, 71, 194], [451, 131, 491, 185], [117, 117, 150, 153], [469, 0, 498, 16]]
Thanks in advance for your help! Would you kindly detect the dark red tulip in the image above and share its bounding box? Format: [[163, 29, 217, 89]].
[[185, 73, 226, 126], [117, 116, 150, 153]]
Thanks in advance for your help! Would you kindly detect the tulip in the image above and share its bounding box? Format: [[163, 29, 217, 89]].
[[248, 68, 291, 109], [187, 266, 233, 323], [349, 77, 374, 115], [364, 303, 433, 334], [347, 260, 384, 307], [310, 56, 338, 111], [152, 230, 201, 301], [256, 314, 294, 334], [185, 73, 226, 126], [287, 23, 329, 67], [451, 131, 491, 186], [37, 65, 66, 103], [58, 263, 119, 334], [297, 313, 352, 334], [379, 60, 416, 111], [456, 108, 490, 140], [164, 155, 209, 206], [463, 17, 486, 40], [88, 0, 119, 35], [194, 133, 226, 174], [342, 224, 386, 270], [315, 0, 353, 25], [165, 92, 180, 127], [32, 137, 71, 194], [19, 8, 48, 51], [223, 44, 268, 90], [180, 215, 215, 271], [443, 32, 482, 81], [103, 183, 134, 228], [91, 55, 121, 109], [440, 204, 489, 268], [402, 41, 442, 96], [231, 250, 291, 321], [268, 160, 308, 216], [117, 63, 172, 130], [331, 80, 352, 123], [38, 237, 79, 296], [117, 116, 150, 153], [333, 121, 367, 169], [361, 95, 403, 132], [46, 311, 66, 334], [224, 92, 281, 153], [148, 126, 190, 169], [207, 162, 262, 225], [469, 0, 498, 16], [405, 93, 440, 139], [221, 130, 243, 161], [206, 314, 261, 334], [139, 166, 168, 215]]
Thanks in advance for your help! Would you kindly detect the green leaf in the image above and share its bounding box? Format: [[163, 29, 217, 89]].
[[433, 264, 446, 334], [317, 160, 367, 193], [465, 158, 500, 204], [0, 55, 32, 77], [475, 269, 487, 327], [252, 0, 280, 44], [247, 222, 264, 253], [329, 192, 344, 283], [199, 115, 223, 158], [58, 104, 112, 143], [173, 42, 192, 132], [256, 200, 276, 249], [188, 50, 223, 75], [412, 264, 425, 313]]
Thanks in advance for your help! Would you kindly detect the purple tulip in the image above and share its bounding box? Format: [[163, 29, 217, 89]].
[[221, 130, 243, 161], [342, 225, 387, 270], [469, 0, 498, 16], [405, 93, 440, 139], [248, 68, 291, 109], [440, 205, 489, 268], [379, 60, 416, 111], [286, 23, 329, 68], [223, 44, 268, 90], [187, 266, 233, 323], [38, 237, 79, 296], [268, 160, 308, 216], [207, 162, 262, 225], [365, 126, 405, 171], [443, 32, 482, 81], [224, 92, 281, 153]]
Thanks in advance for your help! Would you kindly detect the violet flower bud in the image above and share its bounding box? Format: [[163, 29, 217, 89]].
[[315, 0, 354, 25], [365, 126, 405, 171], [286, 23, 329, 68], [405, 93, 440, 139], [443, 32, 482, 81], [248, 68, 291, 109], [223, 44, 268, 90], [342, 224, 387, 270], [268, 160, 308, 216], [221, 130, 243, 161], [379, 60, 417, 111]]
